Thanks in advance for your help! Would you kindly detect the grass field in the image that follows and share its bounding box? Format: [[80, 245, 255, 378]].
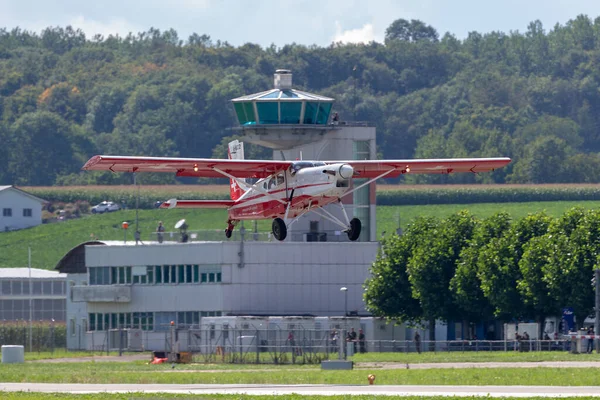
[[4, 352, 600, 398], [2, 360, 600, 385], [3, 201, 600, 269], [27, 350, 600, 364]]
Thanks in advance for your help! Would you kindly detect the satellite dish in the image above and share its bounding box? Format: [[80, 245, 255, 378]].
[[175, 219, 186, 229]]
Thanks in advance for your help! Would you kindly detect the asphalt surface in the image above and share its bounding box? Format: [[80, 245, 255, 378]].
[[2, 383, 600, 397]]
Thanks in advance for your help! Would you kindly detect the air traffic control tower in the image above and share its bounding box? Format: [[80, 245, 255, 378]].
[[231, 70, 377, 242]]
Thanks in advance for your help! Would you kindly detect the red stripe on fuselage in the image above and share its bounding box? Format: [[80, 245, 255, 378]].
[[228, 194, 339, 220], [236, 182, 331, 204]]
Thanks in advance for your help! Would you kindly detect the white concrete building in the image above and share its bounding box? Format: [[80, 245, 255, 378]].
[[0, 186, 46, 232], [57, 240, 379, 351], [0, 268, 66, 322]]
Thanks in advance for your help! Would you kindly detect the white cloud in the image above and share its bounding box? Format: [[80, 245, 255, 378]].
[[68, 15, 142, 39], [331, 22, 382, 44]]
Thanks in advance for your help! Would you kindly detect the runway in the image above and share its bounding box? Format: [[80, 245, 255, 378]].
[[2, 383, 600, 397]]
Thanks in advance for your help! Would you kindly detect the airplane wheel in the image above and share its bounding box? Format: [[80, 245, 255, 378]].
[[225, 229, 232, 239], [347, 218, 361, 241], [272, 218, 287, 241]]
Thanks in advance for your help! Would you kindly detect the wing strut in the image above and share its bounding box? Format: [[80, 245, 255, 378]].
[[341, 168, 397, 199]]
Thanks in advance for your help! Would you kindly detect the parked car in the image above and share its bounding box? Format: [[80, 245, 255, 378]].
[[91, 201, 120, 214]]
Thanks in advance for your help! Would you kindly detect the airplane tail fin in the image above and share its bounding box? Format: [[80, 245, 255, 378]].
[[228, 140, 245, 201]]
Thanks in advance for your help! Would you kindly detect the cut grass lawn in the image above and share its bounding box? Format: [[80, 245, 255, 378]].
[[24, 351, 144, 361], [2, 361, 600, 386], [26, 350, 600, 364], [4, 201, 600, 269], [351, 350, 600, 364]]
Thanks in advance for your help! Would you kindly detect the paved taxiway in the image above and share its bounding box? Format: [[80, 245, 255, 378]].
[[2, 383, 600, 397]]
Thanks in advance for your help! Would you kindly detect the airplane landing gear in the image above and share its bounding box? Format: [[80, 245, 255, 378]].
[[272, 218, 287, 241], [225, 221, 236, 239], [347, 218, 361, 241]]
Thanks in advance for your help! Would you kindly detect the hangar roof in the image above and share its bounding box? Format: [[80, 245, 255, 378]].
[[0, 268, 66, 279]]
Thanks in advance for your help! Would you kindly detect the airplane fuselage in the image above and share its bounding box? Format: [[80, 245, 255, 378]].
[[227, 162, 352, 221]]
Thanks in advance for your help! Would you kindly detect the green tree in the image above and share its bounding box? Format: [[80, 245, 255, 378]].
[[542, 208, 595, 327], [407, 211, 476, 343], [364, 218, 436, 323], [477, 213, 551, 319], [385, 19, 439, 43], [7, 111, 81, 185], [517, 214, 557, 335], [451, 213, 512, 322]]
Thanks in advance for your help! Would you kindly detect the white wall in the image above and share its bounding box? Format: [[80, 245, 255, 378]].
[[66, 273, 89, 350], [0, 189, 43, 231], [84, 241, 378, 317]]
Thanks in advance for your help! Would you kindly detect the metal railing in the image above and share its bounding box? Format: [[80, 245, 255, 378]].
[[121, 230, 357, 243]]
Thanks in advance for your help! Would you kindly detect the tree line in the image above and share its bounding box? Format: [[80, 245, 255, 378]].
[[364, 208, 598, 338], [2, 15, 600, 185]]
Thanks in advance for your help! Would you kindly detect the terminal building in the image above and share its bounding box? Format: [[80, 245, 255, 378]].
[[55, 70, 427, 352]]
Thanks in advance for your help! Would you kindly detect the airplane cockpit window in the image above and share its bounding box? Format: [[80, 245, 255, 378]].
[[290, 161, 321, 176], [267, 173, 285, 190]]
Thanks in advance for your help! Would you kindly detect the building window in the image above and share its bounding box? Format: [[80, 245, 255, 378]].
[[147, 267, 154, 284], [155, 266, 162, 283], [2, 208, 12, 217], [23, 208, 32, 217], [178, 265, 185, 283], [170, 265, 177, 283], [89, 267, 110, 285]]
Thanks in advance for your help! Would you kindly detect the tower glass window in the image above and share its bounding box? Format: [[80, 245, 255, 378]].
[[280, 102, 301, 124], [256, 102, 279, 124], [316, 103, 332, 125], [234, 102, 256, 125], [303, 102, 318, 124]]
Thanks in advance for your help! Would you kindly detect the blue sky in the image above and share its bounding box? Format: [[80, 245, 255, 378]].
[[0, 0, 598, 47]]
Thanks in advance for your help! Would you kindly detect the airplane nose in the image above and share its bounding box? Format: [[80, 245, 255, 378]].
[[338, 164, 354, 179]]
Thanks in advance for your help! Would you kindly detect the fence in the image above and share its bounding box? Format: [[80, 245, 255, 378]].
[[81, 327, 575, 364], [2, 322, 576, 361], [0, 321, 66, 352]]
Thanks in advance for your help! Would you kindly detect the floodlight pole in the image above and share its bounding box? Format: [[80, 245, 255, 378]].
[[28, 247, 32, 353], [134, 173, 139, 233], [340, 286, 348, 360]]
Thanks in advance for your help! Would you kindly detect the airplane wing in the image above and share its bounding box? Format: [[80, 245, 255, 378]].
[[82, 155, 292, 179], [160, 199, 235, 209], [339, 158, 512, 179]]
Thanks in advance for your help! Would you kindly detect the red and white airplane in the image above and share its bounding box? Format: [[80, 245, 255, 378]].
[[82, 140, 510, 241]]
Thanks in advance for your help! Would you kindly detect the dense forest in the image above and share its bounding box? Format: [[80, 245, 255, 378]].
[[2, 15, 600, 186]]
